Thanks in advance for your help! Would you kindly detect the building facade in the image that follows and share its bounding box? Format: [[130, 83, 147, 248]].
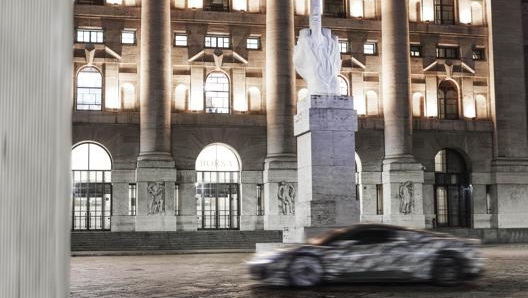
[[72, 0, 528, 235]]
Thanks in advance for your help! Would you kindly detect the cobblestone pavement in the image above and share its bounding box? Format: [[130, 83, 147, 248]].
[[70, 245, 528, 298]]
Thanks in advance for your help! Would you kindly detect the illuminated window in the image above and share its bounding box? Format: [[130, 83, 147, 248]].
[[338, 75, 349, 96], [204, 0, 229, 11], [76, 28, 103, 43], [246, 37, 261, 50], [438, 80, 458, 120], [409, 0, 422, 22], [364, 42, 377, 55], [434, 0, 455, 25], [232, 0, 247, 11], [410, 44, 422, 57], [436, 46, 459, 59], [76, 66, 103, 111], [174, 34, 188, 47], [205, 35, 230, 49], [121, 30, 136, 44], [472, 48, 485, 60], [339, 40, 349, 54], [205, 72, 230, 113]]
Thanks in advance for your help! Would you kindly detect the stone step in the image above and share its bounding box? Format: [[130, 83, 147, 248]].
[[71, 230, 283, 252]]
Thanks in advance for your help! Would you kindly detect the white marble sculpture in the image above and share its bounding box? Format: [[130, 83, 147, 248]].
[[293, 0, 342, 96]]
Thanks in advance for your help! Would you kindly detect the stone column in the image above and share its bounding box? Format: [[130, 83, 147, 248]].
[[263, 0, 297, 231], [0, 0, 71, 296], [381, 0, 425, 228], [136, 0, 177, 231], [138, 0, 173, 163], [487, 0, 528, 228]]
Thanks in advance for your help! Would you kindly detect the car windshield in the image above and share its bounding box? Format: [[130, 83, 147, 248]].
[[308, 227, 356, 246]]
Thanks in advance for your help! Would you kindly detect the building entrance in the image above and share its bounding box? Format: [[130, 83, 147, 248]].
[[195, 143, 241, 230]]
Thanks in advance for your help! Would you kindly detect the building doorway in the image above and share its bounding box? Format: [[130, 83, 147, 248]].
[[71, 142, 112, 231], [195, 144, 241, 230], [434, 149, 471, 227]]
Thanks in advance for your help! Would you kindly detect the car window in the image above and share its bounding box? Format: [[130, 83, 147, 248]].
[[349, 229, 396, 245]]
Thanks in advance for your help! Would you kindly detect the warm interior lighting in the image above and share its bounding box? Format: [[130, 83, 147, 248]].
[[350, 0, 363, 18], [232, 0, 247, 11], [463, 96, 476, 118], [459, 8, 472, 24], [195, 144, 240, 171], [422, 5, 434, 22], [106, 0, 121, 5], [188, 0, 203, 9]]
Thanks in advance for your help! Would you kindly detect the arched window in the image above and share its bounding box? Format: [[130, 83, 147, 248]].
[[121, 82, 136, 110], [248, 87, 262, 112], [438, 80, 459, 120], [174, 84, 188, 111], [71, 142, 112, 231], [409, 0, 422, 22], [76, 66, 103, 111], [434, 0, 455, 25], [195, 143, 241, 229], [366, 90, 379, 116], [412, 92, 425, 117], [205, 71, 230, 113], [338, 75, 349, 96], [434, 149, 471, 228]]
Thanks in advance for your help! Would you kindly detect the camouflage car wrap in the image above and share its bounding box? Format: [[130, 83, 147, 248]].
[[248, 224, 485, 286]]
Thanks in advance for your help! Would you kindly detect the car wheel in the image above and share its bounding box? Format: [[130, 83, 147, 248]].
[[433, 255, 461, 286], [288, 255, 323, 287]]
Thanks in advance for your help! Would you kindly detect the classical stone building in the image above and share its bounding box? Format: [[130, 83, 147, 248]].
[[71, 0, 528, 236]]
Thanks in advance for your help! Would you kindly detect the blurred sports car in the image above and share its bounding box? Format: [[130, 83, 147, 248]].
[[248, 224, 485, 287]]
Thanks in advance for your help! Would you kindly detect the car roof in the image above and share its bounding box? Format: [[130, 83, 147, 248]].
[[307, 223, 434, 245]]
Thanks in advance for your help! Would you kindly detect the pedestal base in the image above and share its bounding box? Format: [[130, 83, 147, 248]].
[[135, 215, 177, 231]]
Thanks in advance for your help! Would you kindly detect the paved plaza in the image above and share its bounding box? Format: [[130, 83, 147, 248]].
[[70, 245, 528, 298]]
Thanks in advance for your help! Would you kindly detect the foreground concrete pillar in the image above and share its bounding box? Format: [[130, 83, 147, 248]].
[[136, 0, 177, 230], [487, 0, 528, 228], [292, 95, 360, 242], [0, 1, 72, 297], [263, 0, 297, 232], [381, 0, 425, 228]]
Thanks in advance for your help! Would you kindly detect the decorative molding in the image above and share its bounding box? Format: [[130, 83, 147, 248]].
[[147, 182, 165, 215]]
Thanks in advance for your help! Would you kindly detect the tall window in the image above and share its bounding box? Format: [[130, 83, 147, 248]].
[[204, 0, 229, 11], [339, 40, 349, 54], [323, 0, 345, 17], [409, 0, 422, 22], [436, 46, 459, 59], [71, 142, 112, 231], [438, 80, 458, 120], [338, 75, 349, 96], [76, 66, 103, 111], [434, 0, 455, 25], [434, 149, 471, 228], [205, 72, 230, 113]]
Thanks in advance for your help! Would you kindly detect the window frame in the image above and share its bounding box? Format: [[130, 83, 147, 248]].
[[76, 66, 103, 111], [174, 33, 188, 47], [363, 41, 377, 55], [434, 0, 455, 25], [410, 44, 422, 57], [204, 71, 230, 114], [205, 34, 231, 49], [121, 29, 136, 45], [339, 40, 349, 54], [246, 36, 261, 50], [436, 46, 460, 59], [76, 28, 104, 44], [472, 48, 486, 61]]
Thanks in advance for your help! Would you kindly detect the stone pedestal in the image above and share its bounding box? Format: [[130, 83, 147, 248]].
[[492, 159, 528, 228], [176, 170, 198, 231], [382, 159, 426, 228], [263, 157, 297, 236], [291, 95, 360, 242], [135, 162, 178, 231]]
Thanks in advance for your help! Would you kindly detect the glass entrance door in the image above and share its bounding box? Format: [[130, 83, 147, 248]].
[[72, 170, 112, 230], [196, 171, 240, 230]]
